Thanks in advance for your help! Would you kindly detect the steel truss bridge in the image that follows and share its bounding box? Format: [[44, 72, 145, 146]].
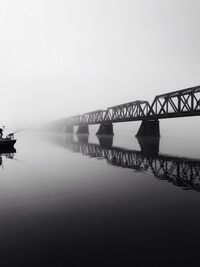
[[61, 136, 200, 192], [51, 85, 200, 136]]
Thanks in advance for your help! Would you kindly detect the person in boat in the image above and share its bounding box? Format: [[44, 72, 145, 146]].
[[6, 133, 14, 140]]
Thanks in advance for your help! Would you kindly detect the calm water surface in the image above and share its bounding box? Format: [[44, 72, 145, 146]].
[[0, 132, 200, 266]]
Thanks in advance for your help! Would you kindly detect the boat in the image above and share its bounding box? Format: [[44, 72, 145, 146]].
[[0, 137, 16, 148], [0, 147, 16, 154], [0, 127, 16, 148]]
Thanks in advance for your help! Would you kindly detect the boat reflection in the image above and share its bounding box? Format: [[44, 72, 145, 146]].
[[0, 148, 16, 169], [50, 134, 200, 192]]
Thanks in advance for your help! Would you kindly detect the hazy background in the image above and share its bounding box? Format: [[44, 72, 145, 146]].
[[1, 0, 200, 136]]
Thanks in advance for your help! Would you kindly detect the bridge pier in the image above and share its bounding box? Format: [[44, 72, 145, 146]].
[[64, 125, 74, 133], [137, 137, 160, 156], [97, 135, 113, 148], [136, 120, 160, 137], [77, 134, 89, 144], [96, 123, 114, 136], [76, 125, 89, 134]]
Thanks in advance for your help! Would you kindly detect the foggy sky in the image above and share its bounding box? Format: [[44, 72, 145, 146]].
[[1, 0, 200, 130]]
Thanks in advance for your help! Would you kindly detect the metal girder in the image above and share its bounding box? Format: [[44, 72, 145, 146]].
[[81, 110, 106, 125], [66, 110, 106, 126], [56, 85, 200, 128], [104, 100, 151, 122], [65, 101, 152, 126], [149, 85, 200, 119]]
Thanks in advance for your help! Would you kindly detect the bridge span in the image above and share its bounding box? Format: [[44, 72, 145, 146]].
[[51, 85, 200, 137]]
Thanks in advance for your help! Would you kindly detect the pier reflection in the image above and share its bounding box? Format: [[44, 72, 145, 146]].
[[51, 134, 200, 192], [0, 148, 16, 169]]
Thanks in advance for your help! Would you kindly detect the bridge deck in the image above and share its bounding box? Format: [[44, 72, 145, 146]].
[[54, 85, 200, 127]]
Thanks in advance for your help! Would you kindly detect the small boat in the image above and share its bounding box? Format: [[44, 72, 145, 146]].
[[0, 138, 16, 148], [0, 147, 16, 154], [0, 127, 16, 148], [0, 137, 16, 148]]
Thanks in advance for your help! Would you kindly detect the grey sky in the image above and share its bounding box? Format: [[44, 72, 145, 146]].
[[1, 0, 200, 128]]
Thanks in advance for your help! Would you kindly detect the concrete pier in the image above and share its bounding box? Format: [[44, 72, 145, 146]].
[[65, 125, 74, 133], [96, 123, 114, 136], [136, 120, 160, 137], [137, 137, 160, 156], [97, 135, 113, 148], [76, 125, 89, 134], [76, 134, 89, 144]]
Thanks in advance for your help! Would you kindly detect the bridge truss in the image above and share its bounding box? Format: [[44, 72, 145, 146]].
[[149, 85, 200, 119], [104, 100, 151, 122], [67, 110, 106, 125], [62, 85, 200, 126]]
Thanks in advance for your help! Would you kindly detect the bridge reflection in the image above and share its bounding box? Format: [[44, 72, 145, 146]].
[[51, 134, 200, 192]]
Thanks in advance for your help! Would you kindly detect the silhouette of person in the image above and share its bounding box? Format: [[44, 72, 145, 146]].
[[0, 128, 3, 138]]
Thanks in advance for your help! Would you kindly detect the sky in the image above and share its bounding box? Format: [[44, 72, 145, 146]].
[[0, 0, 200, 131]]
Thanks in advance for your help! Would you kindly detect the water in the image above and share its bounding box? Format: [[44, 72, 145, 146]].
[[0, 132, 200, 266]]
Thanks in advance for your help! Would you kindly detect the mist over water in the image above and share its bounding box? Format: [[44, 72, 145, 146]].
[[0, 131, 199, 266]]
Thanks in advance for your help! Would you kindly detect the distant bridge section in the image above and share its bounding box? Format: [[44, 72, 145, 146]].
[[68, 110, 106, 125], [50, 85, 200, 136]]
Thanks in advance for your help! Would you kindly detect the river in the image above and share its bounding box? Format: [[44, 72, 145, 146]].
[[0, 131, 199, 266]]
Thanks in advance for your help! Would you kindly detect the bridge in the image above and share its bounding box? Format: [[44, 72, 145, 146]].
[[50, 85, 200, 137], [49, 134, 200, 192]]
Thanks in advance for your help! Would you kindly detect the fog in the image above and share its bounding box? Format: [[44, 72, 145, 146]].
[[1, 0, 200, 134]]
